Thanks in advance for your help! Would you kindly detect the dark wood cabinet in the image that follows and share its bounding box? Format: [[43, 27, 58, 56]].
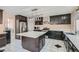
[[50, 14, 71, 24], [35, 17, 43, 25], [15, 15, 27, 22], [0, 10, 3, 24], [22, 34, 45, 52], [46, 31, 63, 40], [0, 34, 7, 47], [39, 35, 45, 50], [15, 15, 28, 39], [63, 34, 79, 52], [5, 30, 11, 44]]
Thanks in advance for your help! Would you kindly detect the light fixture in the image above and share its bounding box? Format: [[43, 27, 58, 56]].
[[61, 16, 67, 20]]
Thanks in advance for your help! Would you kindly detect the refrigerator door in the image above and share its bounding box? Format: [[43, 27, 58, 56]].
[[20, 22, 27, 33]]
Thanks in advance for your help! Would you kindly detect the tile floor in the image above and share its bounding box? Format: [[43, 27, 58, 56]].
[[41, 38, 66, 52], [4, 38, 66, 52]]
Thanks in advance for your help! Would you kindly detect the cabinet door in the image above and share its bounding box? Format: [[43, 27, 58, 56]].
[[41, 35, 45, 47], [39, 35, 45, 50], [0, 34, 6, 47], [47, 31, 55, 39], [64, 40, 69, 52], [35, 17, 43, 25], [6, 31, 11, 44], [64, 36, 70, 52], [39, 39, 43, 50], [47, 31, 63, 40], [50, 14, 71, 24], [46, 31, 52, 37], [0, 10, 3, 24], [55, 31, 63, 40]]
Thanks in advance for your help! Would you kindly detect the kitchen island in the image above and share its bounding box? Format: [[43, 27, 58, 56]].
[[17, 31, 47, 52]]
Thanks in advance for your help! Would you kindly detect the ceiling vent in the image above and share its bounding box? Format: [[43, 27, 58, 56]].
[[32, 8, 38, 11]]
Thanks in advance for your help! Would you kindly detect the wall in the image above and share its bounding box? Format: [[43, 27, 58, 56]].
[[3, 11, 15, 30], [0, 10, 15, 51], [0, 24, 4, 33], [27, 18, 35, 31], [76, 12, 79, 32], [3, 10, 15, 51], [76, 20, 79, 31], [35, 24, 71, 32], [0, 10, 15, 32]]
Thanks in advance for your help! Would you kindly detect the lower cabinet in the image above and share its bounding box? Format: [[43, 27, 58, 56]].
[[5, 30, 11, 44], [64, 39, 73, 52], [0, 34, 7, 47], [46, 31, 63, 40], [64, 35, 79, 52], [22, 34, 45, 52], [39, 35, 45, 50]]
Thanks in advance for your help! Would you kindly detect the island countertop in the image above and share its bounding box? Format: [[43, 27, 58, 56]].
[[16, 31, 48, 38]]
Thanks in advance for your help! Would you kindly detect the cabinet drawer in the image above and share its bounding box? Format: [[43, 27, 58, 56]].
[[0, 37, 6, 40], [0, 37, 6, 47], [0, 34, 6, 37], [0, 34, 6, 47]]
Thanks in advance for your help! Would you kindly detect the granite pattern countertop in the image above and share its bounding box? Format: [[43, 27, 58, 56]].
[[65, 33, 79, 50], [16, 31, 47, 38]]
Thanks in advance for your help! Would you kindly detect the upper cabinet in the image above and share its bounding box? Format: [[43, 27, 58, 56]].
[[50, 14, 71, 24], [35, 17, 43, 25], [0, 10, 3, 24], [15, 15, 27, 22]]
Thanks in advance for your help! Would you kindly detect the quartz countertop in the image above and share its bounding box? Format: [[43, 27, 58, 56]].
[[65, 33, 79, 50], [16, 31, 47, 38]]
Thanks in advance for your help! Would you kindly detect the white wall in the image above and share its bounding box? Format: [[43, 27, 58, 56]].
[[27, 18, 35, 31], [75, 12, 79, 33]]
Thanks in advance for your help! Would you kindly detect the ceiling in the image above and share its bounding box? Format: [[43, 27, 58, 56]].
[[0, 6, 77, 17]]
